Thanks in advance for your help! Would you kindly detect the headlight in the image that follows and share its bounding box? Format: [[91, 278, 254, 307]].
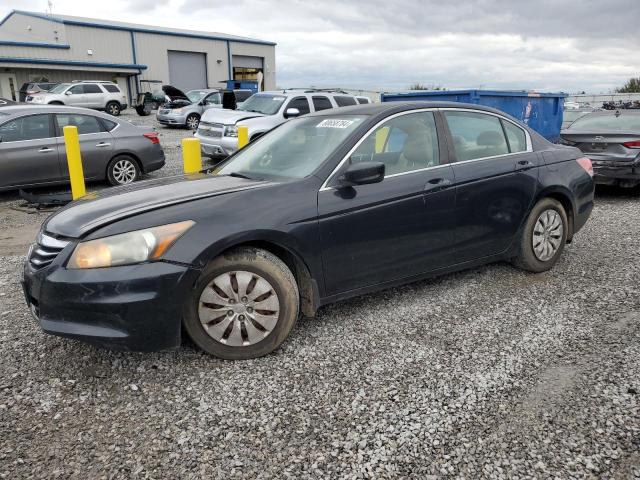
[[170, 108, 184, 114], [224, 125, 238, 137], [67, 221, 195, 269]]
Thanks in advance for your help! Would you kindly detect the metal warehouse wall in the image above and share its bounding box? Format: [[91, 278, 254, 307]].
[[228, 42, 276, 90], [0, 11, 68, 44]]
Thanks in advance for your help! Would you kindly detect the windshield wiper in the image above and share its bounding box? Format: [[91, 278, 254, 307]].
[[226, 172, 254, 180]]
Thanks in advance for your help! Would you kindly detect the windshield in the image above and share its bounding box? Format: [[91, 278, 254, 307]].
[[187, 90, 210, 103], [569, 113, 640, 131], [49, 83, 71, 94], [215, 115, 367, 180], [237, 94, 286, 115]]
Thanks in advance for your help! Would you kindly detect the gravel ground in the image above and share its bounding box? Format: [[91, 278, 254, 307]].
[[0, 116, 638, 478]]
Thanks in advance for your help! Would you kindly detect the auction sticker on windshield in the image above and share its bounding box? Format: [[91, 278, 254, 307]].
[[316, 119, 354, 129]]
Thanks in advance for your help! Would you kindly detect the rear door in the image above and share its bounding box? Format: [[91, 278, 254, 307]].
[[0, 113, 62, 188], [318, 110, 456, 295], [82, 84, 105, 108], [55, 113, 114, 180], [442, 109, 539, 262]]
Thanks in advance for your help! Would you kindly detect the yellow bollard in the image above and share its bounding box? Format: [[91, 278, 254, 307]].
[[375, 126, 390, 153], [63, 125, 86, 200], [237, 125, 249, 150], [182, 137, 203, 174]]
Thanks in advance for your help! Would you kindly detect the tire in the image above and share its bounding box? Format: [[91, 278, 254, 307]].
[[512, 198, 568, 273], [185, 114, 200, 130], [106, 101, 121, 116], [135, 105, 151, 116], [48, 101, 64, 105], [106, 155, 140, 186], [183, 247, 300, 360]]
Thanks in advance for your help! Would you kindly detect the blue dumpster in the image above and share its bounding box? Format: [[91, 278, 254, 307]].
[[381, 89, 567, 142], [225, 80, 259, 93]]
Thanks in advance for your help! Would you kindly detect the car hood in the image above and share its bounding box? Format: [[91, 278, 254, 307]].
[[162, 85, 189, 101], [201, 108, 266, 124], [44, 174, 271, 239]]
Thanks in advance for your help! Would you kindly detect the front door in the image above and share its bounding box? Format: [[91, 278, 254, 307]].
[[0, 73, 18, 101], [64, 84, 87, 106], [442, 109, 539, 262], [54, 113, 114, 180], [318, 111, 456, 296], [0, 113, 62, 188]]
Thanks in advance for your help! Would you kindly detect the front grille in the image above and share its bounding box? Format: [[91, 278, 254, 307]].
[[29, 233, 69, 270], [198, 122, 224, 138]]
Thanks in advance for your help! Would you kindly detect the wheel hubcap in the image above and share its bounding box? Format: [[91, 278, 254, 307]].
[[187, 117, 199, 129], [109, 105, 118, 114], [112, 160, 136, 184], [198, 271, 280, 347], [532, 209, 563, 261]]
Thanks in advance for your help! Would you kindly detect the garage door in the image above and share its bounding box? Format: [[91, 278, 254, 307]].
[[168, 51, 207, 91], [232, 55, 263, 69]]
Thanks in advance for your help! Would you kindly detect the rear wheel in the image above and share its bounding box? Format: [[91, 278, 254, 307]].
[[183, 247, 299, 359], [186, 114, 200, 130], [513, 198, 568, 272], [106, 155, 140, 186], [106, 101, 121, 116]]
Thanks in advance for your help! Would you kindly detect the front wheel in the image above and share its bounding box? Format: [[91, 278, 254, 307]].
[[106, 155, 140, 186], [183, 248, 299, 359], [186, 114, 200, 130], [512, 198, 568, 272]]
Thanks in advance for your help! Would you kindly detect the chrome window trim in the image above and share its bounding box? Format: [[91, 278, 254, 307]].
[[319, 108, 439, 191]]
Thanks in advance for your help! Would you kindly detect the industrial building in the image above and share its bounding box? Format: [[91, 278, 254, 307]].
[[0, 10, 276, 103]]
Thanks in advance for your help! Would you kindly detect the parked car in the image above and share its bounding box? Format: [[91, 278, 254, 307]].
[[22, 102, 594, 359], [195, 89, 362, 159], [0, 105, 164, 191], [561, 108, 594, 130], [222, 89, 254, 110], [560, 110, 640, 188], [156, 86, 222, 129], [26, 81, 127, 116], [18, 82, 57, 102]]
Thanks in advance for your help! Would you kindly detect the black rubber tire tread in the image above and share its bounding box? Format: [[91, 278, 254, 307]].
[[183, 247, 300, 360], [106, 155, 141, 186], [512, 197, 568, 273]]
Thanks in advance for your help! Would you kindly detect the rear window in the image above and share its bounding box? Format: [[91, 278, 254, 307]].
[[83, 84, 102, 94], [102, 84, 120, 93], [335, 96, 357, 107], [568, 113, 640, 132]]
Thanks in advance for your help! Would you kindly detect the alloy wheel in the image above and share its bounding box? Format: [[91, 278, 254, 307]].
[[198, 270, 280, 346], [187, 116, 199, 130], [107, 103, 120, 115], [112, 159, 137, 184], [532, 209, 563, 261]]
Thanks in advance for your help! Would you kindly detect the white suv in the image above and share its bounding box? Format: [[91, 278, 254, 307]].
[[195, 89, 362, 158], [27, 81, 127, 116]]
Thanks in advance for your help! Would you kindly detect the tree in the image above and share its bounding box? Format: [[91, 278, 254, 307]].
[[615, 77, 640, 93], [409, 83, 445, 91]]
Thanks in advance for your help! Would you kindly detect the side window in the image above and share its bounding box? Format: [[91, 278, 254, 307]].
[[444, 111, 509, 161], [83, 84, 102, 94], [356, 97, 370, 105], [335, 96, 357, 107], [312, 96, 333, 112], [56, 114, 105, 135], [502, 120, 527, 153], [102, 84, 120, 93], [204, 93, 221, 105], [0, 114, 51, 142], [287, 97, 310, 115], [67, 85, 84, 95], [350, 111, 440, 176]]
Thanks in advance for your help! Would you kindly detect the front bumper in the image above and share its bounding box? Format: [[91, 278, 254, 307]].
[[157, 112, 188, 126], [194, 132, 237, 158], [23, 256, 200, 351]]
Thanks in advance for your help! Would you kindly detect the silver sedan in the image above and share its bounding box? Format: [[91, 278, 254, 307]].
[[0, 105, 165, 191]]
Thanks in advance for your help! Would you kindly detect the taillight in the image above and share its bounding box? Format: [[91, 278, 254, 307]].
[[622, 140, 640, 149], [576, 157, 593, 177], [143, 132, 160, 144]]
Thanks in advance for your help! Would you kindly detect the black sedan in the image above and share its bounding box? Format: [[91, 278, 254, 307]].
[[561, 109, 640, 188], [23, 102, 595, 359]]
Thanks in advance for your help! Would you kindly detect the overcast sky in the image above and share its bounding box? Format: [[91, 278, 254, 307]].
[[2, 0, 638, 93]]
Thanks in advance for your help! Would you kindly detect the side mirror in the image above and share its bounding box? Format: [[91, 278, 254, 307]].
[[284, 107, 300, 119], [339, 161, 385, 187], [65, 91, 72, 95]]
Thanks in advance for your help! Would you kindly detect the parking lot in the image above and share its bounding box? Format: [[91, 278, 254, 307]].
[[0, 110, 637, 478]]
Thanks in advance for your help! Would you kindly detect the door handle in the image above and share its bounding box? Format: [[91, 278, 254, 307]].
[[38, 147, 54, 153], [516, 159, 534, 170], [96, 142, 111, 147], [424, 177, 452, 192]]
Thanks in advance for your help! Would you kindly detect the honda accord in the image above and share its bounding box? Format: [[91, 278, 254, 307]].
[[23, 102, 595, 359]]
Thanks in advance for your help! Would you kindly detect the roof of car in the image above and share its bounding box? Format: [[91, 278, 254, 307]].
[[0, 104, 121, 118], [305, 101, 515, 118]]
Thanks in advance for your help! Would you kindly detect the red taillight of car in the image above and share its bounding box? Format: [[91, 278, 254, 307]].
[[143, 132, 160, 144], [576, 157, 593, 177], [622, 140, 640, 149]]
